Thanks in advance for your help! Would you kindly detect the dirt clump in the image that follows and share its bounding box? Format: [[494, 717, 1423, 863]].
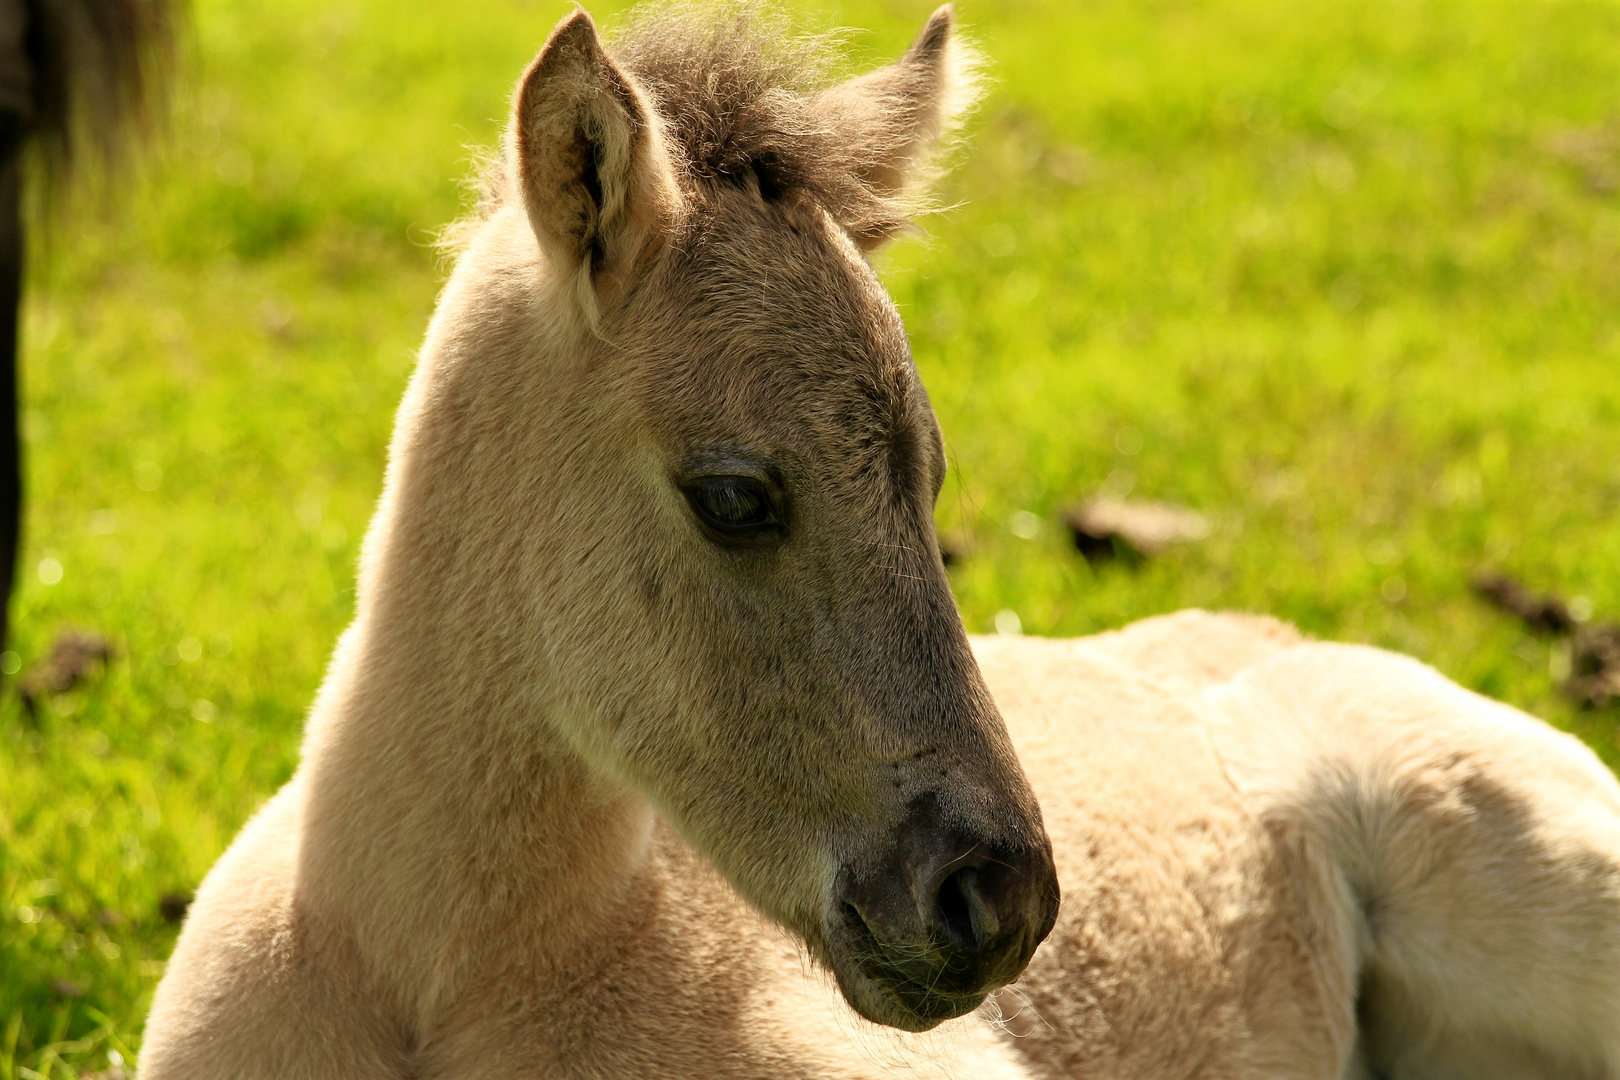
[[1472, 571, 1620, 707], [1064, 496, 1210, 564], [16, 629, 113, 717]]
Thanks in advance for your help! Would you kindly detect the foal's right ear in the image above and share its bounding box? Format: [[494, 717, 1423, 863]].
[[816, 5, 983, 249], [512, 10, 679, 319]]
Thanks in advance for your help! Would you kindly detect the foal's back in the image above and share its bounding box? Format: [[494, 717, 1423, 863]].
[[981, 611, 1620, 1079]]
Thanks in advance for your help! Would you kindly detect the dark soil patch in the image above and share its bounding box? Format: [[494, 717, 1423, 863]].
[[1472, 571, 1620, 707], [17, 629, 113, 718], [1063, 496, 1210, 565]]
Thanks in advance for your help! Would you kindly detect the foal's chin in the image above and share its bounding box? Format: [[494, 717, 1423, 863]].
[[834, 965, 988, 1033], [818, 916, 994, 1033]]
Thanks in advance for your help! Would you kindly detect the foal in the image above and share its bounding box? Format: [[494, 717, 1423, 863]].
[[143, 7, 1058, 1077], [142, 5, 1620, 1079]]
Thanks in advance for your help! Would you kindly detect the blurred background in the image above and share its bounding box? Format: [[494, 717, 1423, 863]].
[[3, 0, 1619, 1072]]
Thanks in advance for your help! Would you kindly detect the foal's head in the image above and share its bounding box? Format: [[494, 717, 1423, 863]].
[[453, 3, 1058, 1031]]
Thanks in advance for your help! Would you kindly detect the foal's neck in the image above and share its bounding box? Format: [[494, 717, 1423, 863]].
[[294, 281, 656, 1020], [298, 569, 658, 1015]]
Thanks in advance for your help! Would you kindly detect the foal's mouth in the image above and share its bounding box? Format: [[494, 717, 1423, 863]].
[[825, 902, 999, 1031]]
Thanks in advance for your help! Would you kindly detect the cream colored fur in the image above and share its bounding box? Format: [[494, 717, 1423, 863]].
[[980, 615, 1620, 1078], [139, 6, 1620, 1078]]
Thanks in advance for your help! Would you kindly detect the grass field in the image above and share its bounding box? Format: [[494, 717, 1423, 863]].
[[3, 0, 1619, 1072]]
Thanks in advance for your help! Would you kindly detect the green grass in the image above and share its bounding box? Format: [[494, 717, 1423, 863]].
[[4, 0, 1620, 1071]]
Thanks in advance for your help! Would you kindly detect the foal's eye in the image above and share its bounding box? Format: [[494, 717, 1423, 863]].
[[682, 476, 782, 542]]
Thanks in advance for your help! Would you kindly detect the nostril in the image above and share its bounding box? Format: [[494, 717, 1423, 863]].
[[933, 867, 994, 953]]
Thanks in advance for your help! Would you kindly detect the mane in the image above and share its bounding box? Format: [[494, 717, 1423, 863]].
[[449, 2, 980, 254]]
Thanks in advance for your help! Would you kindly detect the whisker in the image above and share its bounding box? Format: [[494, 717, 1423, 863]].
[[855, 539, 920, 554]]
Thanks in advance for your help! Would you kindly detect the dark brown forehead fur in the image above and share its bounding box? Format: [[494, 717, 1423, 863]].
[[613, 1, 923, 242], [625, 186, 936, 522]]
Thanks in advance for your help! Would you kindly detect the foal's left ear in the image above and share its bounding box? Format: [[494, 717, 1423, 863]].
[[513, 10, 680, 318], [818, 5, 982, 248]]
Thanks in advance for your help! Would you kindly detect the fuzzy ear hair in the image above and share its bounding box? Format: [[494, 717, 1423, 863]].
[[817, 5, 983, 245], [512, 10, 680, 320]]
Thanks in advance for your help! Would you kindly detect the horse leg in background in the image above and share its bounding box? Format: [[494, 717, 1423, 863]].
[[0, 0, 176, 651], [0, 0, 28, 647], [0, 120, 22, 650]]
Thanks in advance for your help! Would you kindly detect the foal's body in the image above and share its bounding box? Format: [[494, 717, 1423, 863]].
[[145, 609, 1620, 1078], [989, 615, 1620, 1078], [141, 6, 1620, 1077]]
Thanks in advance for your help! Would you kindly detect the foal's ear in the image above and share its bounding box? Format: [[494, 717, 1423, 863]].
[[513, 10, 679, 317], [818, 5, 982, 247]]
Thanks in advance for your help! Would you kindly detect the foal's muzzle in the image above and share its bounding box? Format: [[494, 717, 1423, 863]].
[[826, 829, 1060, 1031]]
